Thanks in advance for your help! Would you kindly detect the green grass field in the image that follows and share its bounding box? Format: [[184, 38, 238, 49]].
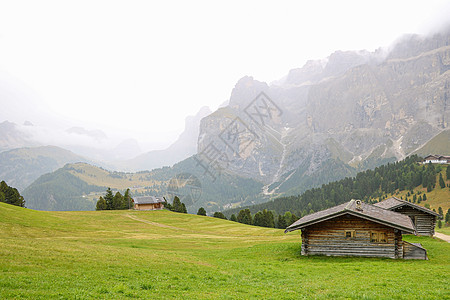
[[1, 203, 449, 299]]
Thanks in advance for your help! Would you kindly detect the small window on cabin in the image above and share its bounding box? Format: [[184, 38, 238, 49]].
[[371, 232, 378, 242], [345, 230, 355, 238], [371, 232, 387, 243]]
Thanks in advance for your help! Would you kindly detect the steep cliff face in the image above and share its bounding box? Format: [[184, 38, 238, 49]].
[[197, 29, 450, 195], [197, 76, 285, 183]]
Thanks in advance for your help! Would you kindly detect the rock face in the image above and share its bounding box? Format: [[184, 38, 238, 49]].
[[197, 29, 450, 195]]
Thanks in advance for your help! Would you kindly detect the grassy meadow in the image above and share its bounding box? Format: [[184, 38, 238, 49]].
[[0, 202, 449, 299]]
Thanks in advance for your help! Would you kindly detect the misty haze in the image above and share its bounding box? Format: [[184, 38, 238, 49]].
[[1, 1, 449, 299]]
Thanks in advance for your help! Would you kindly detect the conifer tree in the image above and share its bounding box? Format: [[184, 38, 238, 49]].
[[439, 173, 446, 188], [163, 197, 172, 211], [124, 189, 132, 209], [253, 211, 264, 227], [197, 207, 206, 216], [253, 210, 275, 228], [263, 209, 275, 228], [277, 214, 287, 229], [172, 196, 183, 212], [0, 181, 25, 207], [104, 188, 114, 210], [181, 203, 187, 214], [112, 192, 124, 210], [96, 196, 107, 210], [213, 212, 227, 219], [290, 213, 299, 225], [446, 166, 450, 180], [237, 209, 252, 225], [230, 214, 237, 222]]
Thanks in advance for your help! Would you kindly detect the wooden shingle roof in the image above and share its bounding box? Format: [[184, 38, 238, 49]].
[[285, 199, 416, 234], [374, 197, 441, 217], [133, 196, 165, 205]]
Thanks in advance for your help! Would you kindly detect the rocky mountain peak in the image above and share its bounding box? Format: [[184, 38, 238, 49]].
[[228, 76, 269, 110], [197, 28, 450, 195], [285, 59, 325, 86]]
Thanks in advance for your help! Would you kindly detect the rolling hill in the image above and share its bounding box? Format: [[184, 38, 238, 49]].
[[0, 145, 90, 191], [0, 202, 448, 299], [23, 158, 265, 212]]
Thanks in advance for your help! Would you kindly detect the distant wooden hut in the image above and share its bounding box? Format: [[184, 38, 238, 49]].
[[285, 199, 427, 259], [133, 196, 165, 211], [374, 197, 441, 236], [422, 154, 450, 164]]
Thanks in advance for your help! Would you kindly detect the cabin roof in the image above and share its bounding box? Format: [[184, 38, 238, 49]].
[[133, 196, 165, 204], [285, 199, 415, 234], [374, 197, 441, 217], [424, 154, 450, 160]]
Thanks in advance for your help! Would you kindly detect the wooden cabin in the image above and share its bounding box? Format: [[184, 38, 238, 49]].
[[285, 199, 427, 259], [133, 196, 165, 211], [374, 197, 441, 236]]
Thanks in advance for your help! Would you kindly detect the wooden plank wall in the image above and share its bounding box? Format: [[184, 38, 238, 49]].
[[136, 203, 156, 210], [403, 241, 427, 260], [393, 206, 436, 236], [302, 215, 402, 259]]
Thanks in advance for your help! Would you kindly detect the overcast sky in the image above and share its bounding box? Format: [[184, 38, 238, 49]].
[[1, 0, 449, 150]]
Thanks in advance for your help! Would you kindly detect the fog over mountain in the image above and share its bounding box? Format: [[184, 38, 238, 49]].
[[197, 27, 450, 197], [111, 106, 212, 171], [3, 24, 450, 212]]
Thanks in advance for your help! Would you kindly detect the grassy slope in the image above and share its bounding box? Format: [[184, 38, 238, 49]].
[[0, 203, 449, 299], [413, 129, 450, 157], [376, 167, 450, 213], [67, 163, 162, 190]]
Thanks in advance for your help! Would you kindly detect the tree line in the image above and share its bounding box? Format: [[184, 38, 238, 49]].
[[202, 207, 299, 229], [224, 155, 449, 221], [0, 181, 25, 207], [164, 196, 187, 213], [96, 188, 132, 210]]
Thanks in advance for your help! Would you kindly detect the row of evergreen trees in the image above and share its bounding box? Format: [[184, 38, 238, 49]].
[[96, 188, 132, 210], [165, 196, 187, 213], [205, 208, 299, 229], [225, 155, 449, 218], [0, 181, 25, 207], [442, 208, 450, 228]]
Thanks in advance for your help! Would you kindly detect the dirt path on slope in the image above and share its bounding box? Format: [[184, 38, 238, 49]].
[[125, 214, 186, 231], [434, 232, 450, 243]]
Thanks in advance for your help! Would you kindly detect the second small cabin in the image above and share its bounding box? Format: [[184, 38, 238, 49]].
[[374, 197, 441, 236]]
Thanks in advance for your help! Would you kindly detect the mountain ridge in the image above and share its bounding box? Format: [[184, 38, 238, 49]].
[[196, 27, 450, 194], [0, 145, 90, 191]]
